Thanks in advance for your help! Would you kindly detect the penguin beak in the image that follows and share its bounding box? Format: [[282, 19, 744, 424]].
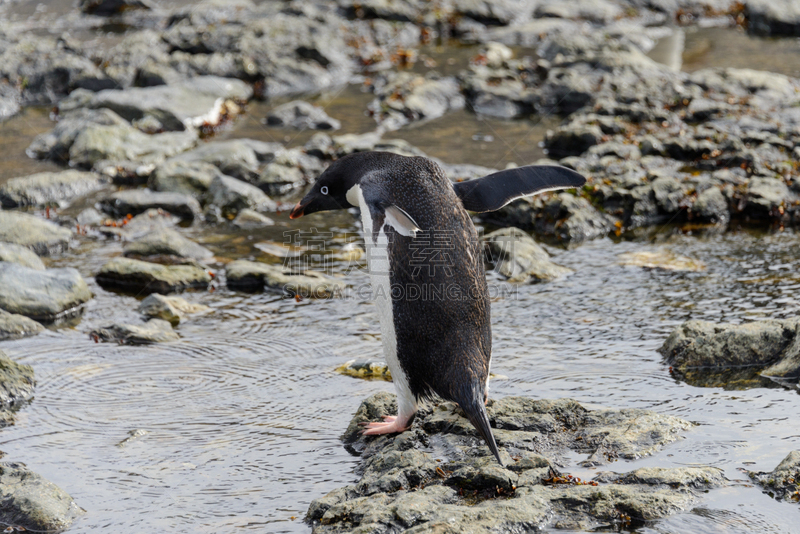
[[289, 201, 307, 219]]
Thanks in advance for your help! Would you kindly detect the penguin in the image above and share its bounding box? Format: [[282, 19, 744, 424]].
[[289, 152, 585, 465]]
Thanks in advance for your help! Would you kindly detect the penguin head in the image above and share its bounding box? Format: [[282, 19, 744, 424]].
[[289, 155, 363, 219]]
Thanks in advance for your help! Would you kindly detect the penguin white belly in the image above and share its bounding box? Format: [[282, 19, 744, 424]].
[[350, 185, 417, 420]]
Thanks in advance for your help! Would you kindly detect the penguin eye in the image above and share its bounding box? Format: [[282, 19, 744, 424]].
[[321, 186, 329, 195]]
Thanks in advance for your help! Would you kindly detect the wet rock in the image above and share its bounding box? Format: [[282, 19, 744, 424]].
[[0, 243, 46, 271], [746, 0, 800, 37], [255, 162, 306, 197], [207, 175, 278, 216], [0, 310, 45, 342], [99, 189, 202, 220], [748, 451, 800, 501], [618, 249, 706, 272], [123, 228, 213, 263], [738, 177, 793, 219], [79, 0, 152, 16], [96, 257, 212, 295], [149, 160, 223, 197], [0, 170, 107, 209], [226, 260, 345, 297], [0, 351, 35, 407], [68, 121, 198, 168], [116, 428, 149, 447], [660, 319, 800, 385], [692, 186, 729, 223], [90, 318, 180, 344], [545, 124, 603, 158], [535, 0, 623, 23], [168, 139, 283, 181], [483, 228, 572, 283], [266, 100, 341, 130], [137, 293, 210, 325], [335, 359, 391, 381], [368, 72, 465, 130], [76, 208, 105, 226], [313, 393, 701, 533], [97, 208, 179, 239], [60, 76, 251, 132], [27, 108, 129, 163], [0, 212, 72, 256], [0, 463, 84, 531], [0, 263, 92, 322], [232, 209, 274, 228], [0, 83, 21, 122]]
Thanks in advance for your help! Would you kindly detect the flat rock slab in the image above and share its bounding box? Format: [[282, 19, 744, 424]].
[[232, 208, 275, 228], [226, 260, 345, 298], [0, 263, 92, 322], [137, 293, 210, 325], [0, 242, 45, 270], [207, 175, 278, 216], [90, 318, 179, 344], [97, 208, 180, 240], [0, 170, 107, 209], [0, 350, 35, 408], [99, 189, 201, 220], [619, 249, 706, 272], [96, 257, 212, 295], [0, 212, 72, 256], [167, 139, 283, 181], [483, 227, 572, 283], [149, 160, 223, 197], [0, 310, 44, 342], [0, 463, 84, 531], [123, 228, 213, 263], [660, 319, 800, 388], [748, 450, 800, 502], [308, 393, 713, 533], [266, 100, 341, 130], [62, 76, 252, 131]]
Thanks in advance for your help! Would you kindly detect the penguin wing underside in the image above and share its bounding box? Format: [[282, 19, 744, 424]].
[[383, 205, 421, 237], [453, 165, 586, 213]]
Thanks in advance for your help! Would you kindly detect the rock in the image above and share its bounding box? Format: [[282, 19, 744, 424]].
[[167, 139, 283, 181], [335, 359, 392, 381], [60, 76, 252, 132], [0, 83, 21, 122], [0, 351, 35, 407], [79, 0, 152, 16], [226, 260, 345, 297], [0, 263, 92, 322], [27, 108, 129, 163], [76, 208, 105, 226], [68, 122, 198, 168], [746, 0, 800, 37], [149, 160, 223, 197], [0, 170, 106, 209], [254, 161, 307, 197], [137, 293, 210, 325], [692, 186, 729, 222], [96, 257, 212, 295], [116, 428, 149, 447], [483, 228, 572, 283], [535, 0, 623, 23], [739, 177, 792, 219], [0, 212, 72, 256], [207, 175, 278, 216], [265, 100, 341, 130], [368, 72, 465, 130], [660, 319, 800, 387], [0, 310, 44, 342], [99, 189, 202, 220], [90, 318, 179, 344], [545, 124, 604, 158], [312, 393, 703, 533], [748, 451, 800, 501], [0, 243, 46, 270], [618, 249, 706, 272], [123, 228, 213, 263], [232, 209, 275, 228], [0, 463, 84, 531], [97, 208, 180, 239]]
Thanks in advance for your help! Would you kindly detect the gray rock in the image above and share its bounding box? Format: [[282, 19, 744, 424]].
[[226, 260, 346, 298], [168, 139, 283, 181], [90, 318, 179, 344], [483, 228, 572, 283], [0, 212, 72, 256], [535, 0, 623, 23], [748, 450, 800, 501], [545, 124, 604, 158], [0, 83, 21, 122], [97, 208, 179, 239], [149, 160, 223, 197], [0, 243, 46, 270], [618, 249, 705, 272], [137, 293, 210, 325], [254, 162, 306, 197], [266, 100, 341, 130], [60, 76, 252, 132], [0, 263, 92, 322], [79, 0, 152, 15], [368, 72, 465, 130], [123, 228, 213, 262], [232, 209, 275, 228], [100, 189, 202, 220], [0, 350, 35, 407], [0, 310, 45, 342], [0, 463, 84, 531], [747, 0, 800, 36], [0, 170, 106, 209], [595, 466, 726, 489], [27, 108, 129, 163], [207, 175, 277, 216], [76, 207, 106, 226], [692, 186, 729, 222], [95, 257, 212, 295], [740, 177, 792, 219]]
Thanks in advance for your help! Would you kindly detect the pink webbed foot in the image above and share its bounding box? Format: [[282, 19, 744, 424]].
[[360, 415, 410, 436]]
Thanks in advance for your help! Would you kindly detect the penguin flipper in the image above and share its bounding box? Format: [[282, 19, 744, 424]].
[[453, 165, 586, 213]]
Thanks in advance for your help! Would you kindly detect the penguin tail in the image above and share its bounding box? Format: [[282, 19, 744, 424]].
[[454, 383, 503, 466]]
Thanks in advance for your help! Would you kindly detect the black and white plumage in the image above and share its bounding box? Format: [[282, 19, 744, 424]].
[[290, 152, 585, 465]]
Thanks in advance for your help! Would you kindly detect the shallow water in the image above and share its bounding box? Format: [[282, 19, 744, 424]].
[[1, 17, 800, 534]]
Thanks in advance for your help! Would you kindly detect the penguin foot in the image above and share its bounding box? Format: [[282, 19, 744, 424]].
[[360, 415, 410, 435]]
